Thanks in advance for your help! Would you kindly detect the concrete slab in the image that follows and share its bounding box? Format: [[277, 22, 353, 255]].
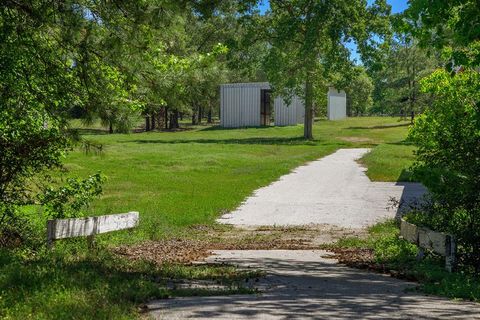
[[218, 149, 426, 228], [148, 250, 480, 319]]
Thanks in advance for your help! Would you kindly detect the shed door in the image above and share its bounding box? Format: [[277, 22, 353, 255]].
[[260, 89, 272, 126]]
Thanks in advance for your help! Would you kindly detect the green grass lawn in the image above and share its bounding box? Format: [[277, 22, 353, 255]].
[[62, 117, 415, 244], [1, 117, 418, 320]]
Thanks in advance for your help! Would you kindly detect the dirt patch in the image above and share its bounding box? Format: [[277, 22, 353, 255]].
[[114, 224, 366, 265], [113, 239, 212, 264], [338, 136, 374, 143], [329, 247, 419, 281], [328, 247, 375, 268]]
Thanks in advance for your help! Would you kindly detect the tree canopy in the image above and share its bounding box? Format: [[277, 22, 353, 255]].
[[259, 0, 391, 138]]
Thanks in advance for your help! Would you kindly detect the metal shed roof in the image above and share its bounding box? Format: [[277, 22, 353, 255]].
[[220, 82, 270, 89]]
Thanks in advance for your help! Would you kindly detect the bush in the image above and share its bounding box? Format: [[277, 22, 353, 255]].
[[0, 174, 105, 249], [408, 68, 480, 271], [39, 174, 105, 219]]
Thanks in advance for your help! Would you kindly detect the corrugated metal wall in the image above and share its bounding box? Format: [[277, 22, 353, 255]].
[[274, 96, 305, 126], [220, 83, 269, 128], [220, 82, 304, 127], [327, 88, 347, 120]]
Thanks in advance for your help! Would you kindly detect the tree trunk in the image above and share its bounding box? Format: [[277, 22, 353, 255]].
[[207, 108, 212, 123], [304, 72, 314, 140], [109, 121, 114, 134], [198, 106, 203, 124], [192, 112, 197, 125], [164, 108, 169, 129], [174, 111, 179, 128], [169, 110, 179, 129], [157, 111, 164, 130], [192, 104, 197, 125], [145, 116, 151, 131], [151, 113, 156, 130]]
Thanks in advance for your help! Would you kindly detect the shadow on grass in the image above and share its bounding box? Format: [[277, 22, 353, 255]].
[[397, 169, 415, 182], [0, 250, 164, 318], [199, 125, 277, 132], [347, 123, 411, 130], [0, 249, 259, 319], [71, 128, 110, 135], [126, 136, 330, 146]]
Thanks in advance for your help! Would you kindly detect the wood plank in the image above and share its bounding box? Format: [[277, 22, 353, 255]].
[[400, 219, 418, 243], [47, 212, 139, 241], [418, 228, 449, 256]]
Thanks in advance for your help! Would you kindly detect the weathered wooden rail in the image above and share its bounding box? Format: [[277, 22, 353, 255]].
[[47, 211, 139, 248], [400, 219, 456, 272]]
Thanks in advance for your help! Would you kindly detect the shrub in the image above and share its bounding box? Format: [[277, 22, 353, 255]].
[[408, 68, 480, 271]]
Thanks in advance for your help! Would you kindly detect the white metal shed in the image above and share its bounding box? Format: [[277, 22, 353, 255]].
[[220, 82, 304, 128], [327, 87, 347, 120]]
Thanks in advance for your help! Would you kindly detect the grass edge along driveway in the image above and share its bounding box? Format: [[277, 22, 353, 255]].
[[64, 117, 415, 244]]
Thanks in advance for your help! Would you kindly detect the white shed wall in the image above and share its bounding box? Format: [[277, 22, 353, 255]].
[[327, 88, 347, 120], [220, 83, 269, 128], [274, 96, 305, 126], [220, 82, 304, 127]]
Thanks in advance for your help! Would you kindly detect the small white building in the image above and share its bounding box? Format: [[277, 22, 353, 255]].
[[327, 87, 347, 120], [220, 82, 304, 128]]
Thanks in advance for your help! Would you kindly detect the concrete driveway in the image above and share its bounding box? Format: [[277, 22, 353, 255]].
[[149, 250, 480, 319], [218, 149, 426, 228]]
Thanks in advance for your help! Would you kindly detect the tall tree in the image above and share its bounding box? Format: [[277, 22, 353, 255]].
[[369, 37, 440, 118], [345, 67, 374, 116], [260, 0, 391, 139]]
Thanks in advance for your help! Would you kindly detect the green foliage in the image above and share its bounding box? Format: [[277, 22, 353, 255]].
[[39, 174, 105, 219], [408, 68, 480, 270], [345, 67, 374, 116], [406, 0, 480, 67], [369, 37, 441, 116], [0, 1, 78, 226], [0, 0, 170, 243], [337, 220, 418, 264]]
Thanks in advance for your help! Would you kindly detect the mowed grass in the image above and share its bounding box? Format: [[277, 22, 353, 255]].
[[61, 117, 415, 245], [359, 143, 417, 181]]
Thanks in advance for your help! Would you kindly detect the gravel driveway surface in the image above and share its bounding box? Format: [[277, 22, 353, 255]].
[[218, 148, 425, 228]]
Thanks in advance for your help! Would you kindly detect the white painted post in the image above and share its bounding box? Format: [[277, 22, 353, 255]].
[[47, 211, 139, 248], [399, 219, 456, 272], [445, 235, 456, 272]]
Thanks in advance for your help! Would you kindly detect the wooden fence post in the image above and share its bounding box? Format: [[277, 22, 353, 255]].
[[400, 219, 456, 272], [445, 235, 456, 272], [47, 212, 139, 249]]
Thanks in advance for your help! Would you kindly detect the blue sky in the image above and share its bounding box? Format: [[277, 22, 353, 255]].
[[257, 0, 409, 62]]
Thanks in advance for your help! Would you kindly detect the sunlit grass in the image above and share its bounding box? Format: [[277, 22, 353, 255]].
[[61, 117, 413, 244]]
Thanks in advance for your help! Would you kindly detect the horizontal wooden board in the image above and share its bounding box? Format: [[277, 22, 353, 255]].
[[47, 212, 139, 240], [400, 219, 418, 243], [418, 228, 449, 256]]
